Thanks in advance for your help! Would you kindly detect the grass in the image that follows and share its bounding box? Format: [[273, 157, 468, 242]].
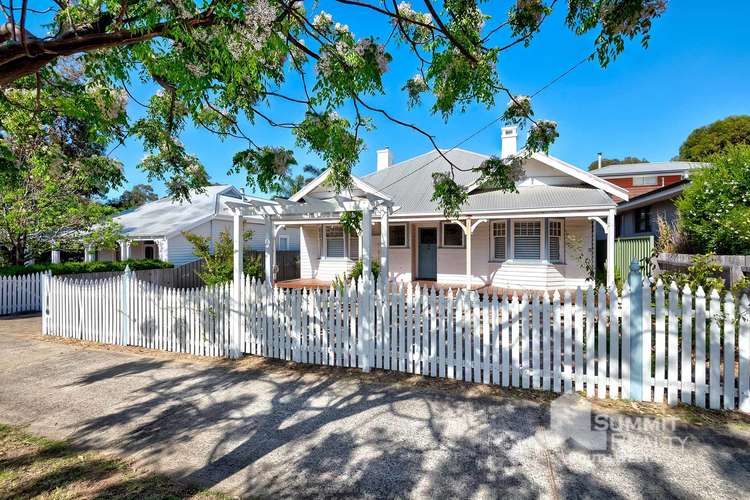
[[0, 423, 231, 500]]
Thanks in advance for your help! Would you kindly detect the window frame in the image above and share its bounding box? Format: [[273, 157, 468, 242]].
[[547, 219, 565, 264], [277, 235, 289, 251], [633, 175, 658, 186], [634, 206, 652, 233], [440, 221, 465, 248], [388, 223, 408, 248], [511, 219, 543, 262], [490, 221, 508, 262], [322, 224, 348, 260]]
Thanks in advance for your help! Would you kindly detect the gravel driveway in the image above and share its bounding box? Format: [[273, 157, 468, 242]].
[[1, 315, 749, 499]]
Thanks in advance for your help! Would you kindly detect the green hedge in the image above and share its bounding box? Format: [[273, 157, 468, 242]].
[[0, 259, 173, 277]]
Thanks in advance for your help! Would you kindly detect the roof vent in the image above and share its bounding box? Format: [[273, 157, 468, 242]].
[[377, 148, 393, 171], [501, 126, 517, 158]]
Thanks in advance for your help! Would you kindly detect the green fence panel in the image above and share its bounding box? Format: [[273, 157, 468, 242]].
[[614, 236, 654, 278]]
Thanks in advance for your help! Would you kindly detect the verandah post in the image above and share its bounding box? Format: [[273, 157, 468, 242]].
[[229, 208, 244, 359], [627, 259, 644, 400], [41, 271, 51, 334], [121, 265, 132, 346]]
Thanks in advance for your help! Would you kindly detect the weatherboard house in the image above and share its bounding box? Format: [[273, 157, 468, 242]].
[[83, 185, 299, 265], [238, 126, 628, 291]]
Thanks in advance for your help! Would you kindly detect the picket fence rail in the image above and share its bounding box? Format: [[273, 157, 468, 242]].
[[42, 266, 750, 413], [0, 272, 46, 315]]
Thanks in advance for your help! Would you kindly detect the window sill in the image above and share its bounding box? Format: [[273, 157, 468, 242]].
[[319, 257, 354, 262]]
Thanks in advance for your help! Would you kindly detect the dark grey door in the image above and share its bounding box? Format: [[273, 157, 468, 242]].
[[418, 228, 438, 280]]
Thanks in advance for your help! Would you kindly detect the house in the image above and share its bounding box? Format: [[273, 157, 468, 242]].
[[241, 127, 629, 291], [591, 161, 705, 239], [84, 185, 299, 265]]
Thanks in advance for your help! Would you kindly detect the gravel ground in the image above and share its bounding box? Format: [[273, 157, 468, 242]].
[[1, 314, 749, 499]]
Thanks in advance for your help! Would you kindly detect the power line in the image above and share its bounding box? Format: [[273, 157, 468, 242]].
[[376, 54, 593, 192]]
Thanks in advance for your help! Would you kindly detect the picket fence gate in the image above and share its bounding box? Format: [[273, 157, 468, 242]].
[[42, 266, 750, 413], [0, 272, 46, 315]]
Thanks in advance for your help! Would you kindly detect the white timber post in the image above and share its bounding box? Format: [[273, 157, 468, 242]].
[[465, 217, 472, 290], [264, 215, 275, 288], [121, 265, 132, 346], [84, 244, 95, 262], [157, 238, 168, 262], [51, 248, 61, 264], [119, 240, 131, 261], [361, 204, 373, 372], [607, 208, 616, 288], [380, 209, 389, 281], [230, 208, 244, 359], [41, 271, 51, 334]]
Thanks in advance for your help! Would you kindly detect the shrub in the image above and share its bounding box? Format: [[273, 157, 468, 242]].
[[332, 260, 380, 291], [182, 229, 261, 285], [660, 254, 726, 293], [0, 259, 173, 277], [676, 145, 750, 254]]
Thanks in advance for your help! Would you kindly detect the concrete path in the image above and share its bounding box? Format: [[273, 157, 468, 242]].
[[1, 315, 749, 499]]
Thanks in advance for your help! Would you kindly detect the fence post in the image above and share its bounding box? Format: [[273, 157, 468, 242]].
[[121, 266, 132, 346], [628, 259, 644, 400], [41, 271, 51, 334]]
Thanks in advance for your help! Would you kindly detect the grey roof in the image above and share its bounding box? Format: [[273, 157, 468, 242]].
[[115, 185, 239, 238], [360, 149, 614, 215], [591, 161, 707, 177]]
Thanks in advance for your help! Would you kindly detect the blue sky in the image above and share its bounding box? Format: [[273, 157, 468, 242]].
[[46, 2, 750, 198]]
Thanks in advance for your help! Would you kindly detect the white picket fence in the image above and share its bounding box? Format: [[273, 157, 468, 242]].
[[0, 273, 46, 315], [42, 271, 750, 412]]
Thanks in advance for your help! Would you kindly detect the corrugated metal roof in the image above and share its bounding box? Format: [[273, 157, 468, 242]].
[[115, 185, 239, 238], [591, 161, 707, 177], [361, 149, 614, 215], [463, 186, 615, 212]]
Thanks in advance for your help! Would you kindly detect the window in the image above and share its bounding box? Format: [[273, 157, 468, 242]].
[[388, 224, 407, 247], [144, 245, 155, 260], [348, 232, 359, 260], [442, 222, 464, 247], [514, 221, 541, 260], [325, 225, 345, 258], [633, 175, 658, 186], [635, 206, 651, 233], [277, 235, 289, 251], [492, 222, 507, 261], [548, 220, 563, 263]]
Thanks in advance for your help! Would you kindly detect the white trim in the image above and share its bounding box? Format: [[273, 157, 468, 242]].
[[490, 220, 507, 262], [440, 221, 465, 248], [547, 218, 564, 264], [387, 223, 408, 248], [511, 219, 543, 262], [530, 153, 630, 201], [289, 168, 393, 203], [277, 235, 289, 251]]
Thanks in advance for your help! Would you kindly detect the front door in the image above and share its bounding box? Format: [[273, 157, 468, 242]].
[[418, 228, 438, 280]]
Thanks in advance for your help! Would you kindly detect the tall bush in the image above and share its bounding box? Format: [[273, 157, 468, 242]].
[[676, 145, 750, 254]]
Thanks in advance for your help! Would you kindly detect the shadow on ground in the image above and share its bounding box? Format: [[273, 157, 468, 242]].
[[56, 354, 750, 498]]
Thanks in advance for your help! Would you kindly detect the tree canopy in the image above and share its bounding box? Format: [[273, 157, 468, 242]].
[[1, 1, 666, 218], [109, 184, 159, 209], [0, 79, 126, 264], [678, 115, 750, 162], [676, 145, 750, 255], [587, 156, 647, 171]]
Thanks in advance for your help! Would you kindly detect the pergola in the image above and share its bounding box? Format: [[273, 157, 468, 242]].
[[225, 193, 397, 289]]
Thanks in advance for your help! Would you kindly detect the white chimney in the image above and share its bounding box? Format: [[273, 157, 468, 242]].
[[377, 148, 393, 171], [597, 152, 603, 169], [501, 126, 517, 158]]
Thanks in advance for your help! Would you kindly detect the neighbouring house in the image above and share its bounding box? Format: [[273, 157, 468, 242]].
[[592, 161, 705, 240], [85, 185, 299, 266], [240, 127, 629, 291]]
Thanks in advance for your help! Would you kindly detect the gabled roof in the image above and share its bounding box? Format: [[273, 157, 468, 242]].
[[592, 161, 707, 177], [289, 167, 392, 203], [115, 185, 242, 239], [616, 179, 689, 211], [358, 148, 621, 215]]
